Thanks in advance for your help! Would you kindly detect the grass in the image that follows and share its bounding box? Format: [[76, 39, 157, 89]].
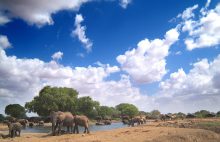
[[193, 121, 220, 134], [196, 121, 220, 127]]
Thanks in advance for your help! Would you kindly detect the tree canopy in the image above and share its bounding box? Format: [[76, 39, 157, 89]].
[[0, 114, 5, 122], [25, 86, 78, 116], [77, 96, 100, 118], [195, 110, 210, 118], [150, 110, 161, 119], [116, 103, 139, 117], [5, 104, 26, 118]]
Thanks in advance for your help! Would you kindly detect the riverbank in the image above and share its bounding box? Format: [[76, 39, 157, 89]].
[[1, 119, 220, 142]]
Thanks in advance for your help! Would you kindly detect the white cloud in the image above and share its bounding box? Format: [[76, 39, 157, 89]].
[[0, 0, 91, 27], [51, 51, 63, 60], [157, 55, 220, 113], [117, 28, 179, 83], [0, 12, 10, 25], [0, 46, 155, 114], [72, 14, 93, 52], [177, 4, 198, 20], [175, 51, 182, 55], [0, 35, 11, 49], [119, 0, 132, 9], [180, 2, 220, 50]]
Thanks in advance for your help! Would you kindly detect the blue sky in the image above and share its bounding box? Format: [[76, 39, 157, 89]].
[[0, 0, 220, 114]]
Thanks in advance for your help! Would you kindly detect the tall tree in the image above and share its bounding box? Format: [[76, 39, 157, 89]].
[[150, 110, 161, 119], [116, 103, 139, 118], [98, 106, 114, 118], [5, 104, 26, 118], [25, 86, 78, 116], [0, 114, 5, 122], [77, 96, 100, 118]]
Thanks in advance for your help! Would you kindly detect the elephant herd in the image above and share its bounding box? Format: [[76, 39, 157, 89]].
[[50, 111, 90, 136], [122, 115, 147, 126]]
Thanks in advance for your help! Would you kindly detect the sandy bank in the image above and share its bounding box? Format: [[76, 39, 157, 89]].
[[1, 122, 220, 142]]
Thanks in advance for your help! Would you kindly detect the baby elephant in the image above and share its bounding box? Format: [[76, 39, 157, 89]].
[[7, 122, 22, 138]]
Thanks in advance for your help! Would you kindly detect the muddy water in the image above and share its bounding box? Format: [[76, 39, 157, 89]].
[[22, 122, 127, 133]]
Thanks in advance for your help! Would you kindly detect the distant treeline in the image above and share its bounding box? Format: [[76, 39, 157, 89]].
[[0, 86, 220, 122]]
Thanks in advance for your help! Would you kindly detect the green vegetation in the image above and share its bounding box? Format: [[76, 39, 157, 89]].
[[0, 114, 5, 122], [196, 121, 220, 127], [5, 104, 26, 118], [150, 110, 161, 119], [116, 103, 139, 117], [25, 86, 137, 119], [2, 86, 220, 120], [25, 86, 78, 116], [77, 96, 100, 118]]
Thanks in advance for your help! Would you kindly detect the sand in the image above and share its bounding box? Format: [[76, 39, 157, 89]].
[[1, 119, 220, 142]]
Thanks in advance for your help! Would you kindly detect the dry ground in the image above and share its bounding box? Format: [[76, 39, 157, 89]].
[[0, 118, 220, 142]]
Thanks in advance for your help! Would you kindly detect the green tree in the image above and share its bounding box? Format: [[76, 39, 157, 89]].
[[0, 114, 5, 122], [116, 103, 139, 118], [216, 111, 220, 117], [195, 110, 210, 118], [98, 106, 114, 118], [5, 104, 26, 118], [25, 86, 78, 116], [77, 96, 100, 118], [150, 110, 161, 119]]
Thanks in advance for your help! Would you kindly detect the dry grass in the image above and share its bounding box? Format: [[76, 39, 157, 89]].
[[1, 118, 220, 142]]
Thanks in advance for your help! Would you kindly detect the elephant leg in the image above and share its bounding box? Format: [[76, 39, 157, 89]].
[[70, 126, 73, 134], [54, 123, 58, 135], [73, 125, 76, 134], [67, 126, 70, 133], [76, 125, 79, 134], [58, 123, 61, 135], [9, 130, 12, 138], [12, 130, 15, 138], [86, 127, 90, 134], [84, 126, 86, 133]]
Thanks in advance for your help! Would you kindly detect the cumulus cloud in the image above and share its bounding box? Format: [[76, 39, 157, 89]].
[[177, 4, 198, 20], [0, 12, 10, 25], [117, 28, 179, 84], [179, 2, 220, 50], [0, 46, 155, 114], [72, 14, 93, 52], [119, 0, 132, 9], [0, 35, 11, 49], [158, 55, 220, 113], [51, 51, 63, 60], [0, 0, 91, 26]]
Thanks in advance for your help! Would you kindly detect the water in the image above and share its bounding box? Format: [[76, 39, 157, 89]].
[[22, 122, 127, 133]]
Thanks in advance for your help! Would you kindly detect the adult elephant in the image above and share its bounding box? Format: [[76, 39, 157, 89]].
[[50, 111, 74, 136], [17, 119, 28, 128], [129, 116, 142, 127], [73, 115, 90, 134]]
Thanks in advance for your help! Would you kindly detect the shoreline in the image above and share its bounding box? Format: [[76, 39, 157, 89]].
[[1, 119, 220, 142]]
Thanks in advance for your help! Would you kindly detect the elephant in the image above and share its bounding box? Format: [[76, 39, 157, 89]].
[[50, 111, 74, 136], [38, 120, 44, 126], [17, 119, 28, 128], [5, 122, 22, 138], [103, 120, 111, 125], [73, 115, 90, 134], [139, 116, 146, 124], [95, 116, 102, 123], [29, 122, 34, 128], [129, 116, 142, 127], [121, 115, 130, 124]]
